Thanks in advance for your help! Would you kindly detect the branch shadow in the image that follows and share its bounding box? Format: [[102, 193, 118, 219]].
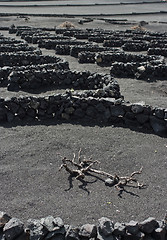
[[64, 175, 74, 191], [117, 184, 147, 198], [117, 188, 140, 198], [64, 173, 98, 195], [64, 171, 145, 197], [78, 178, 97, 195]]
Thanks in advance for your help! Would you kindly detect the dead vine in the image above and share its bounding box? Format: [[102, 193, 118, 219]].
[[59, 149, 145, 191]]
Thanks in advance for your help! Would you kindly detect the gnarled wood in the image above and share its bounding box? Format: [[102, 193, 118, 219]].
[[59, 149, 145, 190]]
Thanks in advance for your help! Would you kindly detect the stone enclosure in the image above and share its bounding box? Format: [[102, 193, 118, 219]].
[[0, 25, 166, 135]]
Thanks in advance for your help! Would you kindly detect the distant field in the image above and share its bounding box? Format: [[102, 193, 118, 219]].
[[0, 2, 166, 18]]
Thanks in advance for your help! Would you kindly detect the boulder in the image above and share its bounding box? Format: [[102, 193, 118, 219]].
[[74, 108, 85, 118], [79, 224, 97, 239], [105, 178, 118, 187], [139, 217, 159, 234], [8, 102, 20, 114], [152, 227, 167, 240], [65, 226, 80, 240], [131, 102, 145, 114], [3, 218, 24, 240], [0, 232, 5, 240], [40, 216, 64, 232], [0, 212, 11, 229], [98, 217, 114, 236], [113, 222, 126, 236], [7, 112, 14, 122], [136, 114, 149, 124], [125, 220, 139, 235], [7, 83, 20, 91], [27, 219, 48, 240], [0, 108, 7, 122], [150, 116, 167, 136], [110, 105, 125, 117], [65, 107, 75, 115], [41, 216, 65, 240], [96, 102, 106, 113], [154, 108, 165, 119], [86, 106, 97, 118], [123, 231, 144, 240], [46, 233, 65, 240]]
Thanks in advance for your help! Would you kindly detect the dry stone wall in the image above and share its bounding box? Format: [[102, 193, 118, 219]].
[[148, 48, 167, 57], [8, 27, 167, 82], [70, 45, 118, 58], [38, 39, 86, 50], [0, 43, 38, 53], [0, 53, 67, 68], [0, 62, 69, 88], [95, 52, 163, 67], [0, 212, 167, 240], [55, 45, 119, 57], [110, 62, 167, 80], [0, 92, 167, 136], [0, 27, 165, 135], [7, 70, 119, 93]]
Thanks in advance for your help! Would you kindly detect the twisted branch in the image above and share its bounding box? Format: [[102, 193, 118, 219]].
[[59, 149, 145, 190]]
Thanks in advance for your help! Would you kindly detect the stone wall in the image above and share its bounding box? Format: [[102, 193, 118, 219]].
[[55, 44, 118, 57], [148, 48, 167, 57], [7, 70, 119, 93], [78, 52, 96, 63], [122, 41, 149, 51], [0, 92, 166, 136], [0, 62, 69, 87], [0, 212, 167, 240], [110, 62, 167, 80], [0, 43, 38, 53], [0, 53, 67, 68], [71, 46, 118, 58], [95, 52, 163, 67], [38, 39, 86, 50], [0, 39, 22, 44]]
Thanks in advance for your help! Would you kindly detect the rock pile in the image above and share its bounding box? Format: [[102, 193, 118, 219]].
[[0, 212, 166, 240]]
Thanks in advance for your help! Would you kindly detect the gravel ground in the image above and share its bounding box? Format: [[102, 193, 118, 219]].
[[0, 14, 167, 226]]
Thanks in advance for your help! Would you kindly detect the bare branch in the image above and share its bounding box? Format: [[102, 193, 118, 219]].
[[59, 150, 145, 191]]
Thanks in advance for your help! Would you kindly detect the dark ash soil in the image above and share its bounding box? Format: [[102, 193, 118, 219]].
[[0, 15, 167, 226]]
